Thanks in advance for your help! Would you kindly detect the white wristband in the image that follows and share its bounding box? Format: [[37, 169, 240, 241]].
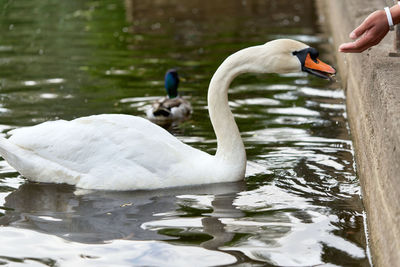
[[385, 7, 395, 31]]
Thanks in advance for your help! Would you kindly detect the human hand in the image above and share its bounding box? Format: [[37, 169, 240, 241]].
[[339, 10, 390, 53]]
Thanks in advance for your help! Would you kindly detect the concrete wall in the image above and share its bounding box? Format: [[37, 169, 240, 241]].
[[318, 0, 400, 266]]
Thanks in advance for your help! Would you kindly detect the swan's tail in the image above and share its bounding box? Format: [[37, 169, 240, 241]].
[[0, 137, 37, 177], [0, 137, 80, 184]]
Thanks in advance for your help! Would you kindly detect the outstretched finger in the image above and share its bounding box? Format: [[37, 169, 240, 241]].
[[339, 34, 382, 53], [338, 42, 368, 53], [349, 11, 379, 39], [339, 36, 374, 53], [338, 42, 357, 52]]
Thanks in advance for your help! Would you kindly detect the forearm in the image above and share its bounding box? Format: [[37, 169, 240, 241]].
[[390, 4, 400, 25]]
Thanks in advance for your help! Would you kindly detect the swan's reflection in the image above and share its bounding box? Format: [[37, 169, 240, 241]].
[[0, 181, 245, 246], [0, 179, 366, 265]]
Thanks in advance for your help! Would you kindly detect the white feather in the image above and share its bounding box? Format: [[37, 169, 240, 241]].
[[1, 115, 235, 190]]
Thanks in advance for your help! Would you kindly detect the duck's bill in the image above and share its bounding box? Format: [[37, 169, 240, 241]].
[[304, 54, 336, 80]]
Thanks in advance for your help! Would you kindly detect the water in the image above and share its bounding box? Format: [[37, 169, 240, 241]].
[[0, 0, 370, 266]]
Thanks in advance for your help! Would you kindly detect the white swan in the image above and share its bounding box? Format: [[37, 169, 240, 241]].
[[146, 69, 192, 121], [0, 39, 335, 190]]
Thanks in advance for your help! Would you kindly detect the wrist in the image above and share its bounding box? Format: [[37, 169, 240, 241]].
[[390, 4, 400, 25]]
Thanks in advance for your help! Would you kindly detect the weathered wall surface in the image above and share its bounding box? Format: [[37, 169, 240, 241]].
[[318, 0, 400, 266]]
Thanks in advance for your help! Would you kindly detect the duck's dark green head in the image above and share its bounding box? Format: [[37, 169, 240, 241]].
[[165, 69, 180, 99]]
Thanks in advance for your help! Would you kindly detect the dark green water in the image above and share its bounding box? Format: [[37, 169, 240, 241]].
[[0, 0, 370, 266]]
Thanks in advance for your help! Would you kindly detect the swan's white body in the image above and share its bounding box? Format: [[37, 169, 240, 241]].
[[0, 115, 234, 189], [0, 39, 313, 190]]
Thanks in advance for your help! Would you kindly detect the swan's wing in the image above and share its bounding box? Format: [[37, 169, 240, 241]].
[[5, 114, 206, 189]]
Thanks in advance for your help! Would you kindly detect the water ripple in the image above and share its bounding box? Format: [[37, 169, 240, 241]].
[[0, 227, 236, 267]]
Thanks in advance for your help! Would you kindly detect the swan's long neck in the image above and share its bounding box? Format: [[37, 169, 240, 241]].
[[207, 45, 266, 175]]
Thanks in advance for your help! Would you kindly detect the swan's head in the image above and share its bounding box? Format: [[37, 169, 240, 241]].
[[164, 69, 180, 99], [257, 39, 336, 80]]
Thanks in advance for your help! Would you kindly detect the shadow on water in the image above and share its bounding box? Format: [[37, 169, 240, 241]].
[[0, 182, 245, 244], [0, 182, 265, 265]]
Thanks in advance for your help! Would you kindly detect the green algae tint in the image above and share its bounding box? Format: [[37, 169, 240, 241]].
[[0, 0, 370, 266]]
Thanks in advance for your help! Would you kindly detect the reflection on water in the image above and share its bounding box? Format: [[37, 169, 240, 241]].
[[0, 0, 369, 266], [0, 182, 245, 243]]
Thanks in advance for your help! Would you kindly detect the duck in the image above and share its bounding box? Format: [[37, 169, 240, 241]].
[[0, 39, 335, 191], [146, 69, 192, 121]]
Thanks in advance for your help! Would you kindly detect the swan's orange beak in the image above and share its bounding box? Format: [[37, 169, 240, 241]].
[[304, 54, 336, 80]]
